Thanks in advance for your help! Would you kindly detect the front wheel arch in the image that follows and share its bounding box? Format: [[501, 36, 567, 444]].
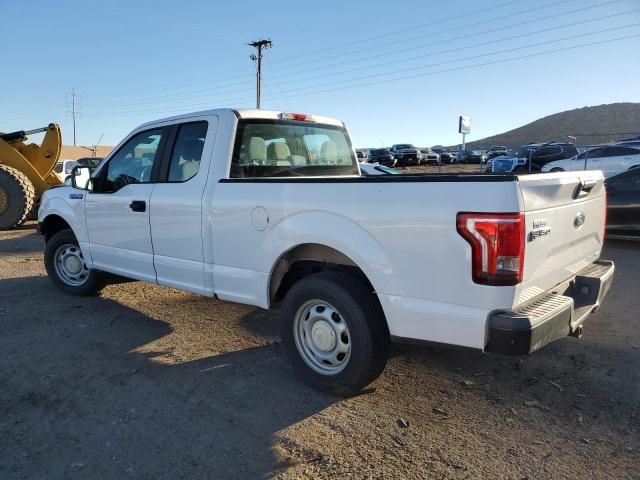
[[40, 214, 72, 242]]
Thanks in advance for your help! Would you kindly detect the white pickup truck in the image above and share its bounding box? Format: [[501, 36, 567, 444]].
[[38, 109, 614, 395]]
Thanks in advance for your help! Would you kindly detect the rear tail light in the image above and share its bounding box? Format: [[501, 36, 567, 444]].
[[603, 189, 607, 242], [456, 212, 525, 286]]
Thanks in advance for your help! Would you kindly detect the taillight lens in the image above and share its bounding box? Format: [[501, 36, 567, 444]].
[[603, 189, 607, 242], [456, 212, 525, 286]]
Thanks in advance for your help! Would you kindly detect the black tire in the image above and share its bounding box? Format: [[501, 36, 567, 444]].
[[0, 165, 35, 230], [550, 168, 564, 173], [280, 271, 390, 396], [44, 229, 105, 296]]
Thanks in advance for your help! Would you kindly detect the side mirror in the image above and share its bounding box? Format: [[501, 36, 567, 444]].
[[71, 165, 93, 190]]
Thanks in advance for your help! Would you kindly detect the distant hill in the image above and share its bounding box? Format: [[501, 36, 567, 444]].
[[463, 103, 640, 148]]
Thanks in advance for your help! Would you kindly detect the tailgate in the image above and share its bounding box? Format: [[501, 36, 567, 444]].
[[515, 171, 606, 308]]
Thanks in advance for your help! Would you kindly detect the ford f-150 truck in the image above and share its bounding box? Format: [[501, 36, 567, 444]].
[[38, 109, 614, 395]]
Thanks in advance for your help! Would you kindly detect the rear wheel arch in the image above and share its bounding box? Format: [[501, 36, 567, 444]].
[[269, 243, 376, 305]]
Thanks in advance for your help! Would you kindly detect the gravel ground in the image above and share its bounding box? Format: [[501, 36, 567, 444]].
[[0, 225, 638, 479]]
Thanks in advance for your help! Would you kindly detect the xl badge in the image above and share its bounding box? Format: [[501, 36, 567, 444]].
[[529, 219, 551, 241], [574, 212, 586, 229], [69, 193, 84, 200]]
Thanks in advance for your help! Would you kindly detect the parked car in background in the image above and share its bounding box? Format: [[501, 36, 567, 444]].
[[431, 148, 454, 164], [615, 136, 640, 148], [368, 148, 396, 167], [455, 149, 485, 164], [390, 144, 421, 166], [356, 150, 368, 161], [358, 162, 400, 176], [486, 146, 508, 159], [53, 159, 78, 182], [491, 143, 578, 173], [419, 148, 441, 165], [605, 167, 640, 236], [541, 145, 640, 177]]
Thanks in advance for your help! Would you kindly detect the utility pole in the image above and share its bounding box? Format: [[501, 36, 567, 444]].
[[66, 89, 79, 146], [248, 39, 272, 109]]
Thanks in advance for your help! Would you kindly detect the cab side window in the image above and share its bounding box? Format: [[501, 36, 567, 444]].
[[105, 129, 163, 192], [167, 122, 208, 182]]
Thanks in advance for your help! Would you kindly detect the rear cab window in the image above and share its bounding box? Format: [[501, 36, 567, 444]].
[[167, 122, 208, 182], [230, 119, 358, 178]]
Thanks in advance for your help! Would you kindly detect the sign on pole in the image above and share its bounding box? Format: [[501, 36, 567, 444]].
[[458, 115, 471, 134]]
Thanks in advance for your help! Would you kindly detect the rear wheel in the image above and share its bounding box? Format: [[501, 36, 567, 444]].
[[280, 272, 389, 396], [550, 167, 565, 173], [0, 165, 35, 230], [44, 229, 105, 296]]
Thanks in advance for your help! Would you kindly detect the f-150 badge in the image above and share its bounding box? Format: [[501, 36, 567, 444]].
[[529, 219, 550, 241]]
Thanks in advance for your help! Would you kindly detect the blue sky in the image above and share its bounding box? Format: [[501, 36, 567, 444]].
[[2, 0, 639, 148]]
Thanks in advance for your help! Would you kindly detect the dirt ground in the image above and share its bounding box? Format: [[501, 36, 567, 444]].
[[0, 225, 638, 480]]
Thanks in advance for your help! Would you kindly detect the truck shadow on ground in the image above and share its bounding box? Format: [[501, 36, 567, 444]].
[[2, 249, 638, 478], [0, 276, 336, 479]]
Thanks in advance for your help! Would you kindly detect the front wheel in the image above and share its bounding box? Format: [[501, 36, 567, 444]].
[[44, 229, 105, 295], [280, 272, 389, 396], [550, 167, 565, 173]]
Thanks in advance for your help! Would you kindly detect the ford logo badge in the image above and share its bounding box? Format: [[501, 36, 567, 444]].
[[574, 212, 586, 229]]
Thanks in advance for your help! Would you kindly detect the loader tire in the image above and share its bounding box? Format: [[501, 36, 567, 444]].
[[0, 165, 35, 230]]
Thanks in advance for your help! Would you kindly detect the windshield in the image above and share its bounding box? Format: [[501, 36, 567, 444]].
[[395, 144, 413, 150], [371, 149, 389, 155], [230, 120, 358, 178]]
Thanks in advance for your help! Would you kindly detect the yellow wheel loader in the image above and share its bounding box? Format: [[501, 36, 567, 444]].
[[0, 124, 62, 229]]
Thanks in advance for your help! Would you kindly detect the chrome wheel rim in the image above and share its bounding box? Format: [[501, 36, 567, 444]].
[[293, 300, 351, 375], [53, 243, 89, 286]]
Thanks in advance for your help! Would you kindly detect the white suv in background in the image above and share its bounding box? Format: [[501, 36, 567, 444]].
[[542, 145, 640, 177]]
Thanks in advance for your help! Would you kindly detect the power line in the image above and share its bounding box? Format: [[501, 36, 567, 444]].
[[271, 0, 528, 64], [279, 32, 640, 100], [52, 32, 639, 122], [270, 0, 582, 69], [264, 10, 639, 90], [65, 89, 80, 146], [274, 1, 629, 82], [240, 23, 640, 97], [78, 4, 629, 112], [78, 0, 620, 111], [80, 0, 560, 100], [265, 56, 292, 111]]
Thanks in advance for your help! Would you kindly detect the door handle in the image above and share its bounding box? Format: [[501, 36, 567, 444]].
[[129, 200, 146, 212]]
